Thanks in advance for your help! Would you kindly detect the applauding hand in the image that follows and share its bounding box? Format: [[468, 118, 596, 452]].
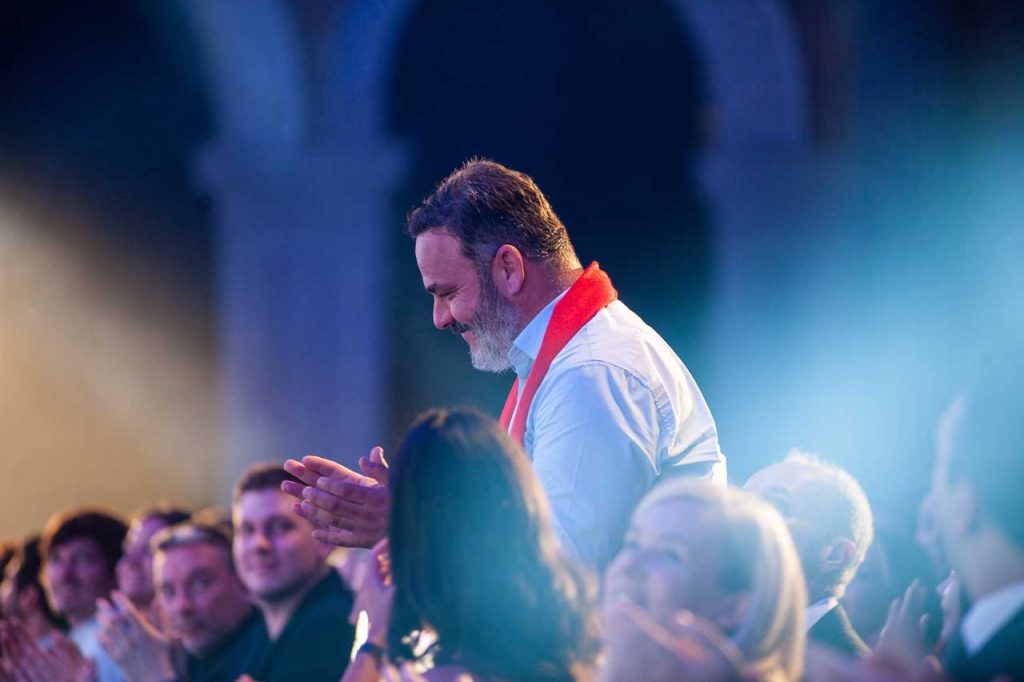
[[282, 447, 391, 548], [96, 590, 175, 682]]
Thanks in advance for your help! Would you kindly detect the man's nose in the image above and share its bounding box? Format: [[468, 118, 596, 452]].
[[433, 299, 453, 330]]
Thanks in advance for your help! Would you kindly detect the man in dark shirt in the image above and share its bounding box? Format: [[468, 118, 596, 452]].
[[930, 349, 1024, 682], [152, 521, 261, 682], [233, 464, 357, 682]]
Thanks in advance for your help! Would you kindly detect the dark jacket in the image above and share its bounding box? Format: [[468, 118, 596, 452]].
[[245, 570, 357, 682], [943, 606, 1024, 682], [808, 603, 870, 658]]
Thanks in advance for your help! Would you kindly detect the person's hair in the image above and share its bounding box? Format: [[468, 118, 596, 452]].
[[233, 463, 300, 502], [152, 521, 236, 571], [39, 509, 128, 574], [131, 504, 192, 529], [781, 450, 874, 597], [635, 481, 807, 682], [6, 536, 64, 628], [405, 159, 577, 275], [942, 346, 1024, 548], [387, 408, 601, 680]]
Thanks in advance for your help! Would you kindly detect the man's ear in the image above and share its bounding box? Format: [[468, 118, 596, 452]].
[[491, 244, 526, 297], [822, 538, 856, 574]]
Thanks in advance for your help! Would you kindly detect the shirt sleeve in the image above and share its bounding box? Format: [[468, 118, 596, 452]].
[[526, 361, 661, 569]]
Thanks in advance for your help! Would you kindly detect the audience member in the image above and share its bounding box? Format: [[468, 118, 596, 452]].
[[744, 452, 873, 658], [842, 526, 937, 647], [97, 521, 261, 682], [116, 505, 191, 626], [40, 508, 128, 682], [0, 537, 64, 645], [233, 464, 357, 682], [603, 480, 806, 682], [924, 351, 1024, 681], [342, 408, 601, 682]]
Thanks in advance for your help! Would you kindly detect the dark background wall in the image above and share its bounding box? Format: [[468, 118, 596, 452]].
[[0, 0, 1021, 537]]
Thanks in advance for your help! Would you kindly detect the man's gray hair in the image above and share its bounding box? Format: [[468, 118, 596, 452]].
[[784, 449, 874, 597], [152, 521, 235, 571]]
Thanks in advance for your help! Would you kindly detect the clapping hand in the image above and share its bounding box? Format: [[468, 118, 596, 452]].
[[282, 447, 390, 548], [0, 619, 96, 682], [96, 590, 174, 682]]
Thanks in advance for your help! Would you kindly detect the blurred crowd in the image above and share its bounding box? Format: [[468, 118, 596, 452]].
[[0, 160, 1021, 682], [0, 351, 1018, 682]]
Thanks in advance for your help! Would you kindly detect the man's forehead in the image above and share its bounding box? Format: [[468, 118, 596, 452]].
[[161, 543, 229, 571], [53, 537, 103, 555], [746, 461, 817, 491], [233, 489, 295, 520], [415, 229, 473, 275]]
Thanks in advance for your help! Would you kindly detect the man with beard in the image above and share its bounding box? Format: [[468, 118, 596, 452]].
[[744, 451, 873, 658], [95, 521, 261, 682], [233, 464, 356, 682], [40, 508, 128, 682], [286, 159, 725, 569]]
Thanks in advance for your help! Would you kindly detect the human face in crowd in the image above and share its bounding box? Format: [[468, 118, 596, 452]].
[[117, 515, 171, 606], [0, 565, 21, 618], [43, 537, 117, 625], [232, 490, 330, 603], [155, 543, 251, 656], [604, 500, 745, 634], [415, 228, 521, 373], [743, 463, 826, 589]]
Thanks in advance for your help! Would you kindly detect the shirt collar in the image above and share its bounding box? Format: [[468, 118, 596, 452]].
[[508, 288, 568, 381], [805, 597, 838, 631], [960, 579, 1024, 655]]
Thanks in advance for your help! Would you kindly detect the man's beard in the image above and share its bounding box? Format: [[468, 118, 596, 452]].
[[460, 279, 521, 373]]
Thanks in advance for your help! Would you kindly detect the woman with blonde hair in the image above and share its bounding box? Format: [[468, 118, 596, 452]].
[[601, 481, 807, 682]]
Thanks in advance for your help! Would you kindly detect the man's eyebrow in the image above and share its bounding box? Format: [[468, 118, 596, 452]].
[[424, 282, 451, 295]]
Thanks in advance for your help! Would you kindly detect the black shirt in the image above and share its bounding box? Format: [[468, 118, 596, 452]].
[[245, 570, 357, 682], [174, 608, 266, 682]]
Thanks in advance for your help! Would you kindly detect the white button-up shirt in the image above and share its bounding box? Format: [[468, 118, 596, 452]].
[[507, 293, 725, 567]]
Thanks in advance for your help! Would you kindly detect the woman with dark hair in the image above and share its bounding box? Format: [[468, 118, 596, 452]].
[[344, 407, 601, 682]]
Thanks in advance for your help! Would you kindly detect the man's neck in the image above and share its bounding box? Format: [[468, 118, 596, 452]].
[[66, 609, 96, 630], [256, 565, 329, 641], [515, 262, 583, 328]]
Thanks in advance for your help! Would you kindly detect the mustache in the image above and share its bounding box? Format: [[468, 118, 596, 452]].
[[449, 321, 471, 335]]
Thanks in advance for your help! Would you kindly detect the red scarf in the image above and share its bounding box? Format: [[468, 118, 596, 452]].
[[499, 262, 618, 445]]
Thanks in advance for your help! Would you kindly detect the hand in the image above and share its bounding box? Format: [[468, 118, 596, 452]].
[[358, 539, 395, 646], [805, 643, 949, 682], [877, 580, 932, 663], [282, 447, 390, 548], [96, 591, 174, 682], [600, 600, 747, 682], [0, 619, 97, 682]]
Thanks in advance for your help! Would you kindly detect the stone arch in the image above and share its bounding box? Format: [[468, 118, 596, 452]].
[[324, 0, 809, 152]]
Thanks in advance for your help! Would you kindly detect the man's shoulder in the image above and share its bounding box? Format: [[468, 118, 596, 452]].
[[553, 300, 685, 380], [282, 570, 356, 645], [967, 604, 1024, 680]]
